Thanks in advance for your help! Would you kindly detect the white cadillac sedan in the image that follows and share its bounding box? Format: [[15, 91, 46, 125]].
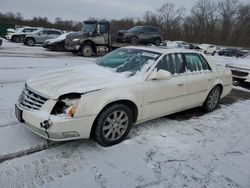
[[15, 46, 232, 146]]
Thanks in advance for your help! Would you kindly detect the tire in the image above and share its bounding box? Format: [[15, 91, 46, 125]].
[[95, 104, 133, 147], [212, 51, 216, 56], [26, 38, 35, 46], [203, 86, 222, 112], [55, 43, 64, 51], [12, 36, 20, 43], [130, 36, 138, 45], [81, 45, 93, 57], [155, 38, 162, 46]]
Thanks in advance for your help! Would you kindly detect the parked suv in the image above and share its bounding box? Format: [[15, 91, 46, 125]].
[[117, 26, 163, 45], [6, 27, 38, 42], [23, 29, 63, 46]]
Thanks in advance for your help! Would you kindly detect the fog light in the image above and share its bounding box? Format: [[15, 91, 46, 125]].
[[49, 131, 80, 139]]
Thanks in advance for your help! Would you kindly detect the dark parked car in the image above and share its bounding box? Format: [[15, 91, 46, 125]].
[[218, 48, 248, 57], [0, 38, 2, 46], [43, 33, 68, 51], [117, 26, 163, 46]]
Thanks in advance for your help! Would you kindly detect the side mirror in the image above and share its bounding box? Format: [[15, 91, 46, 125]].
[[149, 69, 172, 81], [97, 24, 100, 35]]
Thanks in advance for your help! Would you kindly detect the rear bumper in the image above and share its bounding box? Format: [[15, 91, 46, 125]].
[[221, 83, 233, 98], [17, 105, 96, 141]]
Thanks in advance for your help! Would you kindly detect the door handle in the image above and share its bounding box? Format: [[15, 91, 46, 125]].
[[177, 83, 184, 86], [208, 79, 212, 81]]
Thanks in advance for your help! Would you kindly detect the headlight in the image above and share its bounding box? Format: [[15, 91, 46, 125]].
[[72, 38, 80, 43], [51, 93, 81, 118]]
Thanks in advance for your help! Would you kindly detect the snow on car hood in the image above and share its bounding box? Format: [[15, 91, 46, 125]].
[[26, 63, 141, 99], [228, 58, 250, 70], [45, 33, 69, 44]]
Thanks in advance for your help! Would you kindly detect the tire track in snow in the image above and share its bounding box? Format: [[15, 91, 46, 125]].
[[0, 143, 109, 188]]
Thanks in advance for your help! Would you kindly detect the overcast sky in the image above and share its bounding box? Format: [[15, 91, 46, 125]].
[[1, 0, 248, 22]]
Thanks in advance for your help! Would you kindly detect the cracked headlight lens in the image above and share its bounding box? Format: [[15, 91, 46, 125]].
[[51, 94, 81, 118]]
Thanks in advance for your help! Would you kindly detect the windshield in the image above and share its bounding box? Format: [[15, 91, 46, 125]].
[[128, 26, 143, 32], [96, 48, 161, 76], [81, 22, 97, 33]]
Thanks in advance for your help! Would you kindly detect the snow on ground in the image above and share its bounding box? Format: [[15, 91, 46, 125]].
[[0, 40, 250, 188]]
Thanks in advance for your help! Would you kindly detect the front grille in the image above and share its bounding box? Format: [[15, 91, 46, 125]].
[[18, 86, 48, 111], [231, 70, 249, 77]]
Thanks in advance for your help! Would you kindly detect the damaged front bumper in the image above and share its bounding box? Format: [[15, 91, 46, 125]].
[[15, 104, 96, 141]]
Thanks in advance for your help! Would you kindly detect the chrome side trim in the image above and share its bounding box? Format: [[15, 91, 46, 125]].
[[148, 89, 207, 104]]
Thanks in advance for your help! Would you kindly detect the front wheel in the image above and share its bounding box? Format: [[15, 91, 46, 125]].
[[55, 43, 64, 51], [12, 36, 20, 43], [26, 38, 35, 46], [155, 38, 162, 46], [95, 104, 133, 146], [203, 86, 221, 112], [81, 45, 93, 57]]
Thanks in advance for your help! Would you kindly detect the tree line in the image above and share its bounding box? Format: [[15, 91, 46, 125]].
[[0, 0, 249, 47]]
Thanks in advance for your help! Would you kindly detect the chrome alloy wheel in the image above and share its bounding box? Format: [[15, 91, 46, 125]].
[[102, 110, 129, 141], [207, 87, 220, 110]]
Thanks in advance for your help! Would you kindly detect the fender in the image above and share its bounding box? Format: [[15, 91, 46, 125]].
[[75, 86, 142, 120]]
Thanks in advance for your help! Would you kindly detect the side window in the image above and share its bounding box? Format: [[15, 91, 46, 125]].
[[99, 24, 107, 33], [149, 27, 159, 33], [42, 30, 49, 35], [184, 53, 211, 72], [156, 53, 185, 75], [38, 30, 45, 35], [47, 30, 59, 35]]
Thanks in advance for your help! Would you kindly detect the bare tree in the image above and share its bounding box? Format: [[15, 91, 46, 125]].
[[218, 0, 239, 44], [157, 2, 185, 40], [190, 0, 218, 43]]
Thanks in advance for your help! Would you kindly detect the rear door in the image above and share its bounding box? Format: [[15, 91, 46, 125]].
[[47, 30, 61, 40], [182, 53, 214, 108]]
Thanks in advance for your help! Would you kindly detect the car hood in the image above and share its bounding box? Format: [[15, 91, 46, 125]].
[[26, 63, 138, 99], [118, 30, 128, 33], [118, 30, 137, 35], [228, 59, 250, 70]]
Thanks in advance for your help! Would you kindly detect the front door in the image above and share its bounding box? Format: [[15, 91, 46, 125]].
[[142, 53, 187, 120]]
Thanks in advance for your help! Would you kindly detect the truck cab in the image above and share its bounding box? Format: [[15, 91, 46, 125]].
[[65, 20, 111, 57]]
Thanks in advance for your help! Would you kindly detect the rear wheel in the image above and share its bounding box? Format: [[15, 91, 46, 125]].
[[130, 36, 138, 45], [26, 38, 35, 46], [203, 86, 221, 112], [81, 45, 93, 57], [155, 38, 162, 46], [12, 36, 20, 43], [95, 104, 133, 146]]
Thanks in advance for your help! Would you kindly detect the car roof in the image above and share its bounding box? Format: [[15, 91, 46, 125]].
[[123, 46, 201, 55]]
